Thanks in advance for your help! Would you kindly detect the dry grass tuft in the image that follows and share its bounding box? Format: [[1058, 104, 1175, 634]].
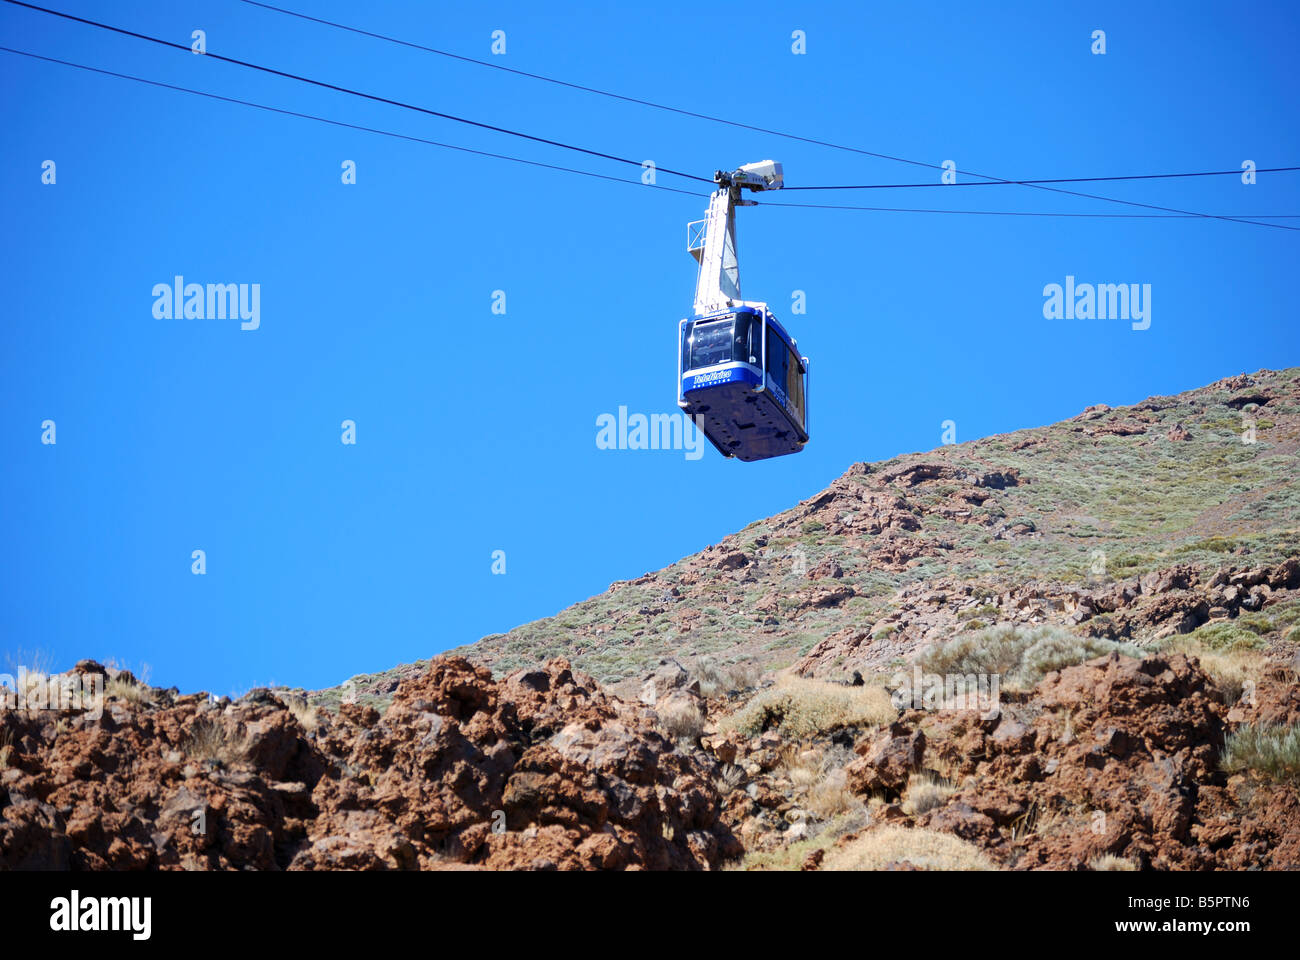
[[718, 676, 895, 739], [1089, 853, 1138, 871], [713, 763, 747, 795], [1009, 801, 1056, 841], [658, 699, 706, 744], [284, 695, 320, 732], [183, 718, 248, 766], [823, 824, 997, 871], [694, 658, 762, 698], [107, 675, 154, 706], [1162, 636, 1267, 704], [776, 744, 859, 820], [103, 660, 155, 706], [806, 767, 857, 820], [5, 649, 55, 680], [901, 773, 958, 816], [5, 650, 55, 709]]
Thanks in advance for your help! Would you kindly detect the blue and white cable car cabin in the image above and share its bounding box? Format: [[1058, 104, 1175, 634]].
[[679, 306, 808, 461], [678, 161, 809, 462]]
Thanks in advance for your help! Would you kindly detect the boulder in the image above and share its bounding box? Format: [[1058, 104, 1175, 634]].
[[846, 723, 925, 798]]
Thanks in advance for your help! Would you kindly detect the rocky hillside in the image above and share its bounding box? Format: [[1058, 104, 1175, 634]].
[[4, 367, 1297, 871], [333, 367, 1300, 705]]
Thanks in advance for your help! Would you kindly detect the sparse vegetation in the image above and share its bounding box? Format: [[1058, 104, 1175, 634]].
[[692, 657, 761, 698], [284, 695, 320, 732], [1159, 635, 1267, 704], [1089, 853, 1138, 871], [718, 676, 895, 739], [1237, 613, 1275, 635], [1221, 723, 1300, 783], [958, 604, 999, 621], [731, 808, 870, 871], [712, 763, 746, 796], [902, 773, 957, 816], [658, 699, 705, 744], [822, 824, 997, 871], [107, 674, 154, 706], [776, 744, 859, 820], [1183, 620, 1267, 652], [920, 623, 1141, 691], [1181, 536, 1239, 555], [183, 718, 248, 766]]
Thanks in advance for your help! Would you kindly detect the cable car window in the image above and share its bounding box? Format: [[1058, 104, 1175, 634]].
[[766, 326, 806, 426], [744, 313, 762, 365], [690, 319, 737, 368], [765, 326, 788, 388], [786, 356, 805, 425]]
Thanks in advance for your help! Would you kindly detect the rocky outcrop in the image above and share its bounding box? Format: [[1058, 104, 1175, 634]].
[[846, 724, 925, 799], [794, 558, 1300, 678], [826, 652, 1300, 870], [0, 657, 739, 871]]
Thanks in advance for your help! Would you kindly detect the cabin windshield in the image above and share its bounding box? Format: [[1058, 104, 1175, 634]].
[[687, 319, 739, 369]]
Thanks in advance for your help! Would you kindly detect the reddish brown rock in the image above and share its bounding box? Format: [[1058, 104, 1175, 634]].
[[0, 656, 739, 871], [808, 558, 845, 580], [903, 652, 1300, 869], [846, 723, 926, 799]]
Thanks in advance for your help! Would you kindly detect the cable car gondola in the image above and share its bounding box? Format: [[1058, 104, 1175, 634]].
[[679, 305, 808, 461], [677, 161, 809, 462]]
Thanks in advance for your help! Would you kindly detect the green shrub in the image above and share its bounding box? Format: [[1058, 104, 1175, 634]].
[[1236, 613, 1275, 635], [1185, 621, 1267, 652], [920, 623, 1141, 691], [1178, 536, 1238, 555], [1221, 723, 1300, 783]]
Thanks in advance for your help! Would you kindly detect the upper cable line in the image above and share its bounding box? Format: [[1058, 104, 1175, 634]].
[[230, 0, 1295, 229], [0, 0, 713, 185]]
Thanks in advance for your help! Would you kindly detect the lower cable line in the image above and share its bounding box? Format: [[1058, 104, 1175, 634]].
[[0, 46, 710, 199]]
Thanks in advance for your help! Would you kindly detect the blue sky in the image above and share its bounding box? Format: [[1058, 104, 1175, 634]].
[[2, 0, 1297, 695]]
